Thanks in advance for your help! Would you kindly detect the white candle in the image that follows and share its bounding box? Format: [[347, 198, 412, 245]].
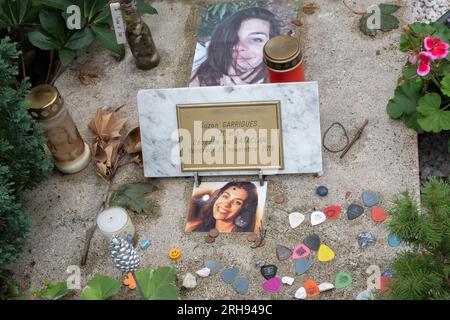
[[97, 207, 135, 239]]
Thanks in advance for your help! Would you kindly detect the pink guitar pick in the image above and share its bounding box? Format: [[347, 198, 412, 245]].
[[292, 243, 311, 259]]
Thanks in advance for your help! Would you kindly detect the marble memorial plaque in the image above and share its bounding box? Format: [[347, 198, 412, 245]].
[[138, 82, 322, 177]]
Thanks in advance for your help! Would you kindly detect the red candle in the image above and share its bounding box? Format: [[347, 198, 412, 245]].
[[263, 35, 305, 83]]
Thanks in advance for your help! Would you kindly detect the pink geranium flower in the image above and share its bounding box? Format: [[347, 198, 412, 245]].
[[417, 51, 433, 77], [424, 36, 449, 60]]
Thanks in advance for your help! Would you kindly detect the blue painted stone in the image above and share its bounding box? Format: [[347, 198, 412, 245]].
[[347, 203, 365, 220], [357, 232, 376, 248], [205, 260, 223, 275], [382, 269, 395, 277], [126, 234, 133, 244], [295, 259, 313, 275], [362, 191, 380, 207], [232, 277, 249, 295], [221, 268, 239, 284], [388, 233, 402, 247], [139, 239, 151, 249], [316, 186, 328, 197]]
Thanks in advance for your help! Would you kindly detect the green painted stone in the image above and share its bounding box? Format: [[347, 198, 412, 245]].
[[335, 272, 352, 289]]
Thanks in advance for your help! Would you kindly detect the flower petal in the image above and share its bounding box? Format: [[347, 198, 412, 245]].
[[417, 62, 430, 77], [429, 45, 449, 60], [419, 51, 433, 63], [408, 55, 417, 64], [424, 37, 439, 50]]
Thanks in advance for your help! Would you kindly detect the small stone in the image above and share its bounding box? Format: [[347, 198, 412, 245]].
[[356, 290, 373, 300], [304, 279, 320, 298], [362, 191, 380, 207], [295, 259, 313, 275], [221, 268, 239, 284], [204, 260, 222, 275], [205, 235, 215, 243], [276, 245, 292, 261], [335, 272, 352, 289], [255, 260, 266, 268], [316, 186, 328, 197], [371, 207, 388, 222], [317, 244, 335, 262], [261, 265, 278, 280], [347, 203, 365, 220], [139, 239, 151, 250], [388, 233, 402, 247], [292, 243, 311, 259], [262, 277, 282, 293], [232, 277, 249, 295], [318, 282, 334, 292], [247, 232, 257, 242], [382, 269, 395, 277], [182, 273, 197, 289], [304, 234, 321, 251], [282, 276, 295, 285], [358, 232, 376, 248], [208, 228, 219, 238], [289, 212, 305, 229], [294, 287, 307, 299], [345, 191, 352, 200], [126, 234, 133, 244], [196, 267, 211, 278], [274, 195, 285, 204], [311, 211, 326, 226], [323, 205, 341, 220]]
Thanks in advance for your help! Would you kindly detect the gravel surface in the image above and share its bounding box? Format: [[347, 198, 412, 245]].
[[411, 0, 449, 23], [418, 132, 450, 184]]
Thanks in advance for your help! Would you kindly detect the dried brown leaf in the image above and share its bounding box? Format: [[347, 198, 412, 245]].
[[291, 19, 302, 27], [91, 139, 124, 179], [302, 3, 318, 15], [79, 71, 100, 86], [89, 108, 127, 142], [131, 153, 143, 167], [124, 125, 142, 154]]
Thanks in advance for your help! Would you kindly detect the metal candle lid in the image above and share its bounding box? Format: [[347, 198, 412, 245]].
[[263, 35, 303, 72], [25, 84, 63, 120]]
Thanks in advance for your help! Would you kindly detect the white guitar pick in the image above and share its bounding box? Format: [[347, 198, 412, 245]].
[[311, 211, 326, 226], [318, 282, 334, 292], [294, 287, 307, 299], [289, 212, 305, 229]]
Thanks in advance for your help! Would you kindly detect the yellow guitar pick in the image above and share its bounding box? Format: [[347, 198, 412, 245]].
[[318, 244, 335, 262]]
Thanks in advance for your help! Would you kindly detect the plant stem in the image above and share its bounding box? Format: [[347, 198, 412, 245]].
[[430, 73, 441, 89], [46, 50, 54, 84], [131, 272, 145, 300], [21, 53, 26, 81]]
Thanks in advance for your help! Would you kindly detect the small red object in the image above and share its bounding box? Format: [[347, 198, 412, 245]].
[[323, 205, 341, 220], [304, 279, 320, 298], [380, 276, 393, 293], [372, 207, 388, 222]]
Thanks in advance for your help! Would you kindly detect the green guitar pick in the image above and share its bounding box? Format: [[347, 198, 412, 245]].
[[335, 272, 352, 289]]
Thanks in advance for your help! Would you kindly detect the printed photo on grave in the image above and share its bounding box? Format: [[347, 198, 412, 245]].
[[185, 181, 267, 233], [189, 0, 300, 87]]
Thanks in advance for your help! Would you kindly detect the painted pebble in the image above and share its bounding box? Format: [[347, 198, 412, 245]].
[[311, 211, 326, 226], [292, 243, 311, 259], [335, 272, 352, 289], [318, 244, 335, 262], [294, 287, 307, 299], [362, 191, 380, 207], [261, 265, 278, 280], [204, 260, 222, 275], [295, 259, 313, 275], [221, 268, 239, 284], [358, 232, 376, 248], [316, 186, 328, 197], [289, 212, 305, 229], [282, 276, 295, 286], [276, 245, 292, 261], [318, 282, 334, 292], [388, 233, 402, 247]]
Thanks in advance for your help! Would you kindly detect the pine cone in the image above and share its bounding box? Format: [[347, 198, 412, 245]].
[[109, 236, 140, 273]]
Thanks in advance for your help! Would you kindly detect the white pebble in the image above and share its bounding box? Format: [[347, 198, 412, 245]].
[[196, 267, 211, 278], [282, 276, 295, 286], [182, 273, 197, 289], [318, 282, 335, 292]]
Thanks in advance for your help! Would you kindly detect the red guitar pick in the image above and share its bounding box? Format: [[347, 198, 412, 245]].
[[372, 207, 388, 222], [323, 205, 341, 220]]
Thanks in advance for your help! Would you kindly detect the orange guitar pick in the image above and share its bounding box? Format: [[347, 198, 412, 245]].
[[372, 207, 388, 222], [123, 272, 136, 290], [304, 279, 320, 298]]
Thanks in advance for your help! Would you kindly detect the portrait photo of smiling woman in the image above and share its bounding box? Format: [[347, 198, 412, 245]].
[[189, 1, 299, 87], [185, 181, 267, 233]]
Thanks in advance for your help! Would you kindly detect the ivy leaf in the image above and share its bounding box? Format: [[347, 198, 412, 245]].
[[28, 29, 60, 50], [39, 9, 66, 43], [135, 267, 180, 300], [137, 0, 158, 15], [34, 281, 68, 300], [82, 274, 120, 300], [417, 93, 450, 133], [387, 81, 423, 119], [65, 27, 95, 50], [441, 73, 450, 97], [58, 48, 76, 65], [91, 25, 125, 58], [109, 183, 157, 215]]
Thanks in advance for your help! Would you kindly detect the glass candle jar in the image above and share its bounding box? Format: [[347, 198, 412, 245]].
[[26, 84, 91, 174], [263, 35, 305, 83], [97, 207, 135, 240]]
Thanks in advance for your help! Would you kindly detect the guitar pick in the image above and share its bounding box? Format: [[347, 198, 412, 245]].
[[295, 259, 313, 275], [294, 287, 307, 299], [356, 290, 373, 300], [371, 207, 388, 222], [276, 245, 292, 261], [311, 211, 326, 226], [232, 277, 249, 295], [347, 203, 364, 220], [289, 212, 305, 229], [260, 265, 278, 280], [318, 282, 334, 292], [318, 244, 335, 262], [204, 260, 222, 275], [380, 275, 393, 293], [335, 272, 352, 289], [304, 279, 320, 298], [303, 234, 321, 251], [123, 272, 136, 290], [323, 205, 341, 220], [292, 243, 311, 259], [388, 233, 402, 247], [282, 276, 294, 285], [362, 191, 380, 207], [221, 268, 239, 284], [262, 277, 281, 293]]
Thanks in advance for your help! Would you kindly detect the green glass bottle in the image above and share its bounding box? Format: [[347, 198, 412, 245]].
[[121, 0, 160, 70]]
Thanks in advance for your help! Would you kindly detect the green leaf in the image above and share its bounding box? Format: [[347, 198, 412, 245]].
[[91, 25, 125, 58], [135, 267, 180, 300], [92, 7, 111, 26], [379, 4, 400, 15], [34, 281, 68, 300], [137, 0, 158, 15], [409, 22, 434, 37], [39, 9, 65, 43], [36, 0, 72, 11], [360, 4, 400, 36], [82, 274, 120, 300], [402, 112, 423, 133], [28, 29, 60, 50], [84, 0, 108, 21], [219, 3, 227, 20], [18, 0, 30, 23], [109, 183, 157, 215], [417, 93, 450, 133], [400, 33, 420, 52], [441, 73, 450, 97], [66, 27, 95, 50], [387, 81, 423, 119], [58, 48, 76, 65], [380, 14, 399, 33]]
